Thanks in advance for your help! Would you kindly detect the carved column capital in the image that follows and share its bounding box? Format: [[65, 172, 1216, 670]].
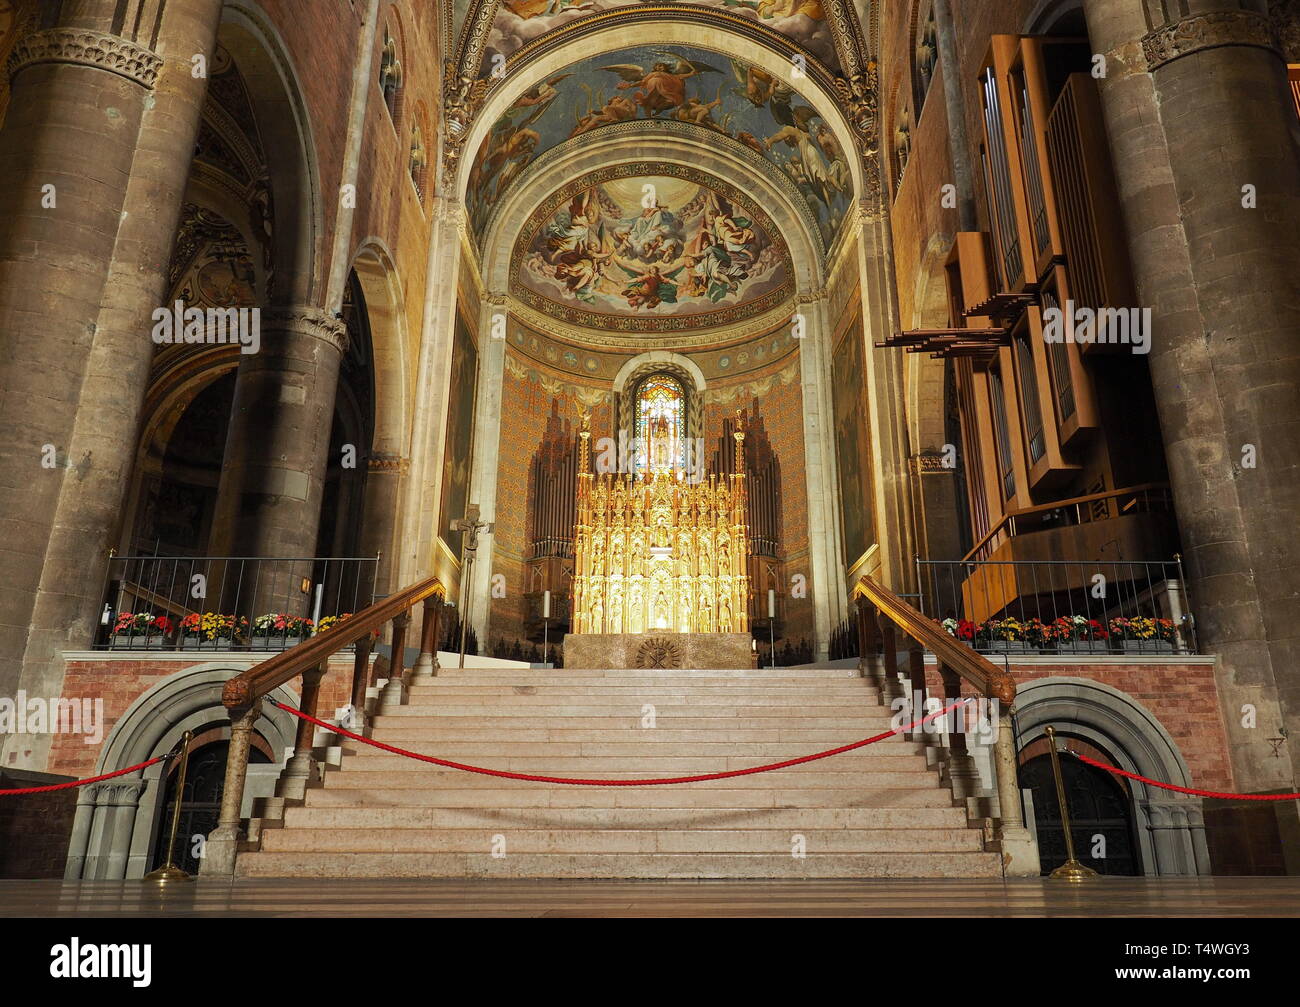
[[261, 306, 350, 355], [367, 452, 409, 474], [1271, 0, 1300, 60], [7, 28, 162, 89], [1143, 9, 1280, 70], [857, 192, 887, 227]]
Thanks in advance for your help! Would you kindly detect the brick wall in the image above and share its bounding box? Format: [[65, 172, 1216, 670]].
[[35, 654, 360, 782], [923, 658, 1232, 791]]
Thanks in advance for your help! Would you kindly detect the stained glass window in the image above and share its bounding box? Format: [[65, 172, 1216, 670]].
[[635, 374, 685, 473]]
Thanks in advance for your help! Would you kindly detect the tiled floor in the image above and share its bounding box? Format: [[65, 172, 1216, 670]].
[[3, 877, 1298, 917]]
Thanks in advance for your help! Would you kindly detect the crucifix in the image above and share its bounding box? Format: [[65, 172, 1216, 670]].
[[451, 503, 493, 669]]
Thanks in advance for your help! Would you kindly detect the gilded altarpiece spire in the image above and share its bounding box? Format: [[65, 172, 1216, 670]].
[[572, 413, 751, 636]]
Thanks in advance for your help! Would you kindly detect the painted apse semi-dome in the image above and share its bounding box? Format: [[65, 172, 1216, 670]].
[[468, 43, 853, 248], [511, 166, 793, 332]]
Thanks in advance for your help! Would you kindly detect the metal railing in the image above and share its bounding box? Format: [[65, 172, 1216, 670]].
[[915, 556, 1197, 656], [98, 554, 380, 652], [963, 483, 1173, 563]]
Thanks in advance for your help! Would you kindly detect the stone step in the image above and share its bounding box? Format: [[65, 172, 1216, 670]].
[[236, 850, 1002, 879], [375, 704, 893, 718], [319, 770, 937, 790], [281, 805, 973, 831], [406, 684, 881, 696], [258, 827, 984, 854], [341, 728, 924, 745], [242, 661, 994, 879], [371, 716, 898, 731], [426, 669, 863, 680], [336, 747, 925, 766], [299, 787, 955, 809], [399, 691, 883, 705]]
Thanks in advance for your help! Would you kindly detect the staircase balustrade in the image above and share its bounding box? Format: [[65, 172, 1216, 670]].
[[203, 577, 446, 875]]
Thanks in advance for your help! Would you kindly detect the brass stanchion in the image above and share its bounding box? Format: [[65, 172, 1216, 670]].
[[144, 730, 195, 885], [1045, 725, 1099, 882]]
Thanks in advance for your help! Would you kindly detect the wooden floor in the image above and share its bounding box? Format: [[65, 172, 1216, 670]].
[[4, 877, 1298, 917]]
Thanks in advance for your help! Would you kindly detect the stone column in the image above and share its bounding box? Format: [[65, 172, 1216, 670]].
[[931, 0, 977, 231], [397, 198, 465, 590], [203, 700, 261, 876], [358, 453, 408, 596], [208, 308, 349, 612], [0, 0, 224, 770], [1140, 799, 1199, 876], [277, 665, 324, 801], [323, 0, 381, 314], [798, 293, 847, 660], [992, 711, 1040, 876], [467, 294, 507, 643], [102, 779, 147, 880], [1083, 0, 1300, 794], [855, 194, 919, 591]]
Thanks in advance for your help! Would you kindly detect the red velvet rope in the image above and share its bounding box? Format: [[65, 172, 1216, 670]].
[[0, 755, 168, 796], [267, 696, 972, 786], [1072, 753, 1300, 801]]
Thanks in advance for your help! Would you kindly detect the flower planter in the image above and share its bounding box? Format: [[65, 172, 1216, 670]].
[[977, 641, 1030, 654], [1112, 640, 1175, 655], [1045, 641, 1111, 655], [179, 636, 240, 651], [250, 634, 307, 651]]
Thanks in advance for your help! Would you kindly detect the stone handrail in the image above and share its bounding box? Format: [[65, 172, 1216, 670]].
[[852, 575, 1015, 704], [221, 576, 446, 709], [851, 575, 1038, 876], [206, 575, 446, 876]]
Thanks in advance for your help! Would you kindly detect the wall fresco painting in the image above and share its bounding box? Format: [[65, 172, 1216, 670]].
[[468, 46, 851, 246]]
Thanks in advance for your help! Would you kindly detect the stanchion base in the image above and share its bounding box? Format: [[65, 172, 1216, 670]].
[[1048, 859, 1100, 882], [142, 864, 193, 885]]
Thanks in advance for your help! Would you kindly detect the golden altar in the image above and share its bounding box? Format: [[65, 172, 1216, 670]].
[[569, 414, 752, 639]]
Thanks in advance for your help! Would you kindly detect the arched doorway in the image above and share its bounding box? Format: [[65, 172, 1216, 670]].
[[1013, 677, 1211, 876], [150, 736, 272, 876], [1021, 749, 1141, 876]]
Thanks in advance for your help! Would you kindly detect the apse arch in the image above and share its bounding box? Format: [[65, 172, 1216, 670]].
[[457, 20, 867, 216]]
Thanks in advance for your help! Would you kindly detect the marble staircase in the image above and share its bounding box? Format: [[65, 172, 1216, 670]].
[[235, 666, 1003, 878]]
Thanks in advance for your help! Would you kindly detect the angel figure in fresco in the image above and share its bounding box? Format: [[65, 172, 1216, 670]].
[[681, 191, 759, 301], [543, 189, 619, 300], [544, 188, 601, 259], [470, 78, 569, 216], [766, 105, 847, 213], [600, 53, 722, 118], [671, 81, 728, 129], [551, 239, 616, 301], [570, 88, 637, 138], [618, 263, 683, 309], [503, 0, 593, 18], [729, 59, 788, 109], [754, 0, 825, 19]]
